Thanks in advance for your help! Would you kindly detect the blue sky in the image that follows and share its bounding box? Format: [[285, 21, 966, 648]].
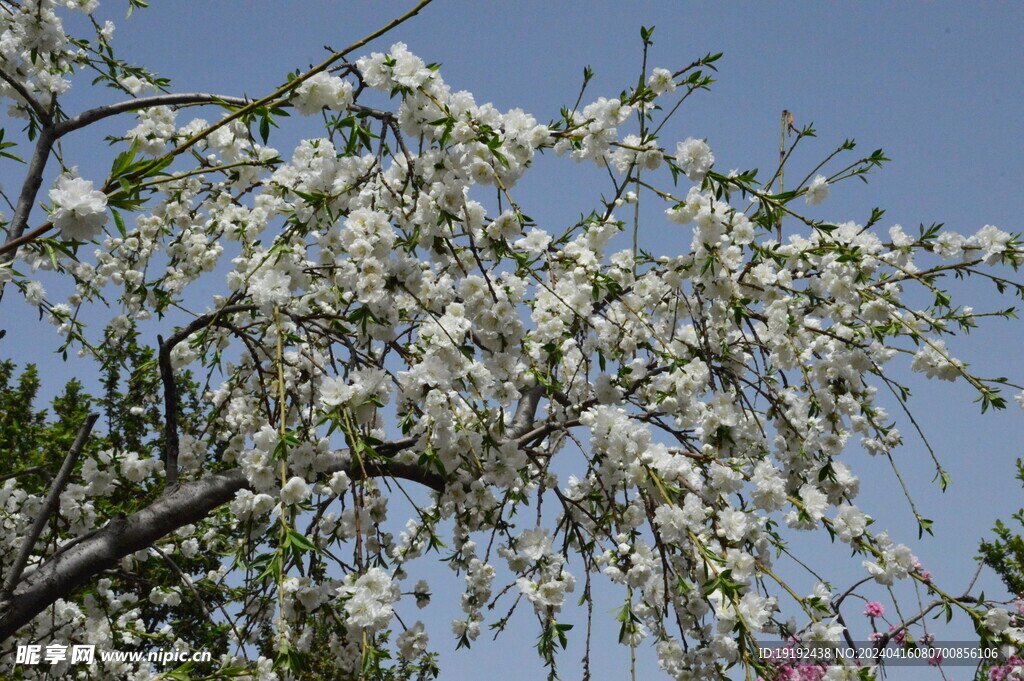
[[3, 2, 1024, 679]]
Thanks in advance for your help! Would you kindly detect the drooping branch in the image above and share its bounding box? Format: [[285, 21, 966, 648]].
[[0, 438, 441, 643], [0, 413, 99, 600]]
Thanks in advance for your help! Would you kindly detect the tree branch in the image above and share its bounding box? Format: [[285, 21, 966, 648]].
[[0, 0, 435, 280], [0, 126, 55, 292], [0, 465, 51, 484], [509, 384, 545, 439], [161, 304, 259, 350], [0, 95, 253, 269], [0, 413, 99, 600], [348, 103, 398, 121], [54, 93, 252, 137], [0, 220, 53, 259], [157, 304, 259, 487], [0, 66, 51, 125], [156, 334, 180, 488], [133, 0, 435, 180], [0, 0, 435, 272]]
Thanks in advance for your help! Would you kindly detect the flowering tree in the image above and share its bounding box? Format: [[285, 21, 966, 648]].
[[0, 2, 1022, 680]]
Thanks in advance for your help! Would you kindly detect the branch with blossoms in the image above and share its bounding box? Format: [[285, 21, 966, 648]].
[[0, 433, 449, 642], [0, 0, 435, 278], [2, 5, 1024, 681]]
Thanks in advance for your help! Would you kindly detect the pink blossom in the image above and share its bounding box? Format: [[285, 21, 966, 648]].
[[864, 601, 885, 618], [888, 625, 906, 645]]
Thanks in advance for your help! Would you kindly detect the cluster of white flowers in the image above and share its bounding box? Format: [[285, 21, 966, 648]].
[[0, 0, 73, 110], [910, 339, 963, 381], [647, 67, 677, 95], [972, 224, 1013, 263], [358, 42, 431, 90], [516, 568, 576, 612], [280, 476, 311, 506], [292, 71, 353, 115], [126, 106, 177, 154], [553, 96, 633, 166], [338, 567, 399, 632], [610, 133, 663, 174], [862, 532, 918, 585]]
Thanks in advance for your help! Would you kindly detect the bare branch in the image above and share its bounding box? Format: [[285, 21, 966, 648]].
[[508, 384, 545, 439], [830, 575, 875, 611], [162, 304, 259, 350], [55, 93, 253, 137], [348, 103, 397, 121], [0, 413, 99, 600], [149, 544, 217, 624], [157, 334, 180, 487], [0, 219, 53, 260]]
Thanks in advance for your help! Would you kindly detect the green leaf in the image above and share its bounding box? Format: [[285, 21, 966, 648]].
[[112, 209, 126, 236], [259, 115, 271, 145], [110, 139, 139, 179], [917, 516, 934, 539], [287, 528, 317, 553]]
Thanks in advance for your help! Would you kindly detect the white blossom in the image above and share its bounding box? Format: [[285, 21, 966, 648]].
[[805, 174, 830, 205], [49, 175, 108, 241], [281, 476, 311, 505], [675, 137, 714, 181]]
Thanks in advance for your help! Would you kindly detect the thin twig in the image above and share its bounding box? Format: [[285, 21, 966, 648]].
[[133, 0, 436, 182]]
